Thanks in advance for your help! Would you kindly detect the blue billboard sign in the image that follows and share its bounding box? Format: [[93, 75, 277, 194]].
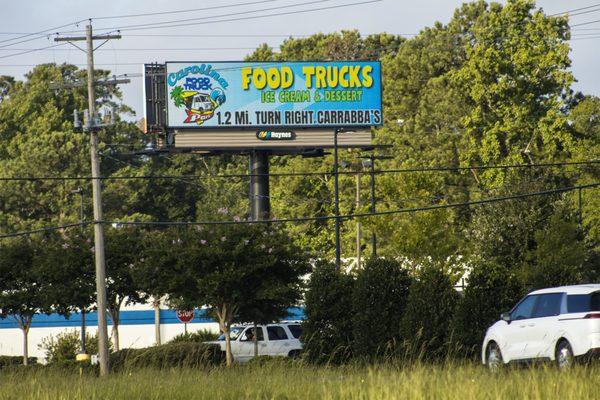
[[165, 61, 382, 129]]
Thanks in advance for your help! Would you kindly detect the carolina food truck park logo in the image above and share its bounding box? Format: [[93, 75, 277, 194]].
[[168, 64, 228, 125]]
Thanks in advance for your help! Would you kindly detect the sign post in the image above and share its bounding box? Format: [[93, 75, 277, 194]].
[[176, 309, 195, 334]]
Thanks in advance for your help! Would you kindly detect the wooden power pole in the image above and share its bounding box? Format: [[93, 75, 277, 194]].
[[55, 24, 123, 377]]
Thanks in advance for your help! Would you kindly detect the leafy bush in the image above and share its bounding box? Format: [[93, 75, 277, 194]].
[[110, 342, 223, 371], [168, 329, 219, 344], [302, 261, 355, 364], [0, 356, 37, 368], [451, 262, 522, 358], [352, 258, 413, 360], [399, 266, 459, 361], [38, 329, 111, 363], [245, 355, 297, 368]]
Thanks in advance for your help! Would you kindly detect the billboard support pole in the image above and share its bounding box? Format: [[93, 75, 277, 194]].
[[250, 151, 270, 221]]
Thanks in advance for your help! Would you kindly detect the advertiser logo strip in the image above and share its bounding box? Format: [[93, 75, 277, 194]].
[[256, 131, 296, 140]]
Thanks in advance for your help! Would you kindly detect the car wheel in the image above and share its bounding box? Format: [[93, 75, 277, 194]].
[[288, 350, 301, 359], [555, 340, 574, 370], [486, 342, 503, 372]]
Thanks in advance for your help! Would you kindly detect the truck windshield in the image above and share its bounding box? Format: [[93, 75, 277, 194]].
[[217, 327, 244, 341], [566, 292, 600, 313]]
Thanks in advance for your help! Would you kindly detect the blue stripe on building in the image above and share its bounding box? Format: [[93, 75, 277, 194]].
[[0, 307, 305, 329]]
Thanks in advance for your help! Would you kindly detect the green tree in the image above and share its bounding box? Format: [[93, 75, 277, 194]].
[[352, 258, 412, 360], [451, 261, 522, 358], [302, 261, 355, 364], [0, 236, 51, 365], [452, 0, 574, 178], [400, 265, 459, 360], [568, 96, 600, 271], [41, 232, 96, 317], [521, 210, 587, 289], [164, 222, 308, 367], [0, 63, 134, 233], [104, 226, 145, 351]]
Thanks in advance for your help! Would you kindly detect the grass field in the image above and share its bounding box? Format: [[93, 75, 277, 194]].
[[1, 361, 599, 399]]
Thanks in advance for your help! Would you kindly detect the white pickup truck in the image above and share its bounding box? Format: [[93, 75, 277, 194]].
[[209, 322, 303, 363]]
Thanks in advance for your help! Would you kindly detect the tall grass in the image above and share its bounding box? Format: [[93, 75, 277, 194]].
[[0, 361, 598, 399]]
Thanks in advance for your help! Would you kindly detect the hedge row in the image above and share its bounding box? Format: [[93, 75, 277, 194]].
[[0, 356, 37, 368], [110, 342, 223, 371]]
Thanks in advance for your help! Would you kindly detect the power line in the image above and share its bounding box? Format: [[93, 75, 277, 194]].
[[92, 0, 282, 20], [95, 182, 600, 226], [0, 35, 56, 50], [549, 3, 600, 16], [0, 43, 67, 60], [1, 182, 597, 239], [0, 222, 92, 239], [565, 7, 600, 18], [571, 18, 600, 27], [0, 20, 85, 46], [0, 160, 597, 182], [99, 0, 383, 33], [0, 47, 268, 51], [73, 0, 340, 33]]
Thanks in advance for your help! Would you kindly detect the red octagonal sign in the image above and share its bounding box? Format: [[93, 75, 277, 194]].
[[176, 309, 195, 324]]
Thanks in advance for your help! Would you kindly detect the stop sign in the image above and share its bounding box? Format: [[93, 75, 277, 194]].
[[176, 309, 195, 323]]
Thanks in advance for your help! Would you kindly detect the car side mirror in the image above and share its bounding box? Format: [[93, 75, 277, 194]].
[[501, 312, 511, 323]]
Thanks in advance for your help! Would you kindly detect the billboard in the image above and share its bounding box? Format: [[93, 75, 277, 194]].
[[165, 61, 382, 129]]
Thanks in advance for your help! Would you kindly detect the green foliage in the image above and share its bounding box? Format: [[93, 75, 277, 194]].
[[521, 211, 587, 289], [153, 222, 308, 366], [451, 262, 522, 357], [168, 330, 219, 344], [399, 266, 459, 360], [246, 30, 403, 62], [244, 355, 297, 368], [104, 226, 146, 350], [38, 330, 111, 363], [352, 258, 413, 359], [302, 262, 354, 364], [38, 232, 96, 315], [452, 0, 574, 173], [109, 342, 223, 371], [0, 356, 37, 368]]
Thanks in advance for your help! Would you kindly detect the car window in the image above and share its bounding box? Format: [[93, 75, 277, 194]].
[[240, 327, 264, 342], [218, 327, 244, 341], [532, 293, 563, 318], [511, 295, 537, 320], [287, 324, 302, 339], [567, 292, 600, 313], [267, 326, 288, 341]]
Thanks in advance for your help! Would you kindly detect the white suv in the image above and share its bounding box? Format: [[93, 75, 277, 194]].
[[211, 323, 303, 363], [482, 284, 600, 370]]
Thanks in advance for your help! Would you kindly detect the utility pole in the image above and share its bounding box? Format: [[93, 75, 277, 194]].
[[578, 188, 583, 229], [249, 150, 270, 357], [360, 154, 392, 259], [55, 24, 122, 377], [355, 171, 362, 269], [333, 129, 341, 270], [369, 155, 376, 258], [70, 188, 87, 355]]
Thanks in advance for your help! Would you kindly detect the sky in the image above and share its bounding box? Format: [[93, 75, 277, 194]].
[[1, 0, 599, 120]]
